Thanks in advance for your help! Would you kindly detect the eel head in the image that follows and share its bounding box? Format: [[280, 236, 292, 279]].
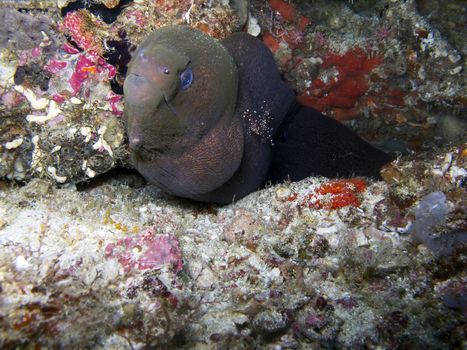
[[123, 26, 244, 196]]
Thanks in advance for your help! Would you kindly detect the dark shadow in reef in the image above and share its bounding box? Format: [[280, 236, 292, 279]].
[[76, 167, 221, 214], [76, 167, 146, 191], [104, 31, 134, 95]]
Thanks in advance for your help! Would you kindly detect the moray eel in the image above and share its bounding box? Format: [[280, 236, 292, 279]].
[[124, 25, 391, 204]]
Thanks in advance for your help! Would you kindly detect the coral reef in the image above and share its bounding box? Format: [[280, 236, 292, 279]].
[[0, 6, 127, 183], [296, 48, 383, 121], [1, 0, 465, 184], [0, 1, 465, 347], [0, 146, 465, 348], [0, 0, 242, 183], [105, 228, 183, 273], [253, 0, 466, 152], [287, 178, 367, 210]]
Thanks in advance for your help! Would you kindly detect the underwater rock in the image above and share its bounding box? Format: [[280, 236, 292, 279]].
[[253, 0, 466, 152], [0, 146, 465, 348], [1, 0, 465, 186], [415, 0, 467, 55], [0, 8, 60, 52]]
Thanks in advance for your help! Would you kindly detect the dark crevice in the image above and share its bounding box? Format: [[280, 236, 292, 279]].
[[14, 64, 51, 91], [76, 167, 146, 191], [104, 32, 134, 95]]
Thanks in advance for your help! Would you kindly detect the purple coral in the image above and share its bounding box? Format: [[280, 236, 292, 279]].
[[105, 227, 183, 274], [314, 31, 328, 47], [336, 296, 359, 309]]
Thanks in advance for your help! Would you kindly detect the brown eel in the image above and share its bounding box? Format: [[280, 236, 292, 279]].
[[123, 25, 392, 204]]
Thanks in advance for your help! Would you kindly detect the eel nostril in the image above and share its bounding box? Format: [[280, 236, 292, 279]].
[[129, 136, 142, 150], [139, 49, 148, 63]]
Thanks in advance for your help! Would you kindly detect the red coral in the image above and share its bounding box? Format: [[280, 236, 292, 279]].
[[298, 15, 311, 32], [287, 192, 298, 202], [263, 32, 281, 53], [105, 227, 183, 274], [309, 179, 366, 210], [288, 179, 367, 210], [269, 0, 296, 22], [263, 26, 307, 53], [297, 48, 383, 118], [263, 1, 310, 53], [281, 28, 306, 50]]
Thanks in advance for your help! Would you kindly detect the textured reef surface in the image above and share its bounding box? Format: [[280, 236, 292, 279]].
[[0, 0, 465, 348], [0, 147, 465, 349]]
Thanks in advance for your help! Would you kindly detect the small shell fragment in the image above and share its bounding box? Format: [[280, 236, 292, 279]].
[[247, 14, 261, 37], [70, 97, 82, 104], [14, 85, 49, 110], [47, 166, 67, 183], [26, 100, 62, 123], [5, 138, 23, 150], [85, 167, 96, 178]]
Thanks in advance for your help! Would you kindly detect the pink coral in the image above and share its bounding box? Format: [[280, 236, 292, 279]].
[[105, 91, 123, 116], [51, 94, 66, 103], [69, 54, 95, 95], [44, 59, 68, 74], [124, 8, 146, 27], [314, 32, 328, 47], [69, 53, 117, 96], [1, 89, 26, 110], [105, 227, 183, 274], [336, 296, 359, 309], [60, 10, 104, 55], [31, 47, 42, 58], [376, 25, 392, 41], [63, 42, 80, 54]]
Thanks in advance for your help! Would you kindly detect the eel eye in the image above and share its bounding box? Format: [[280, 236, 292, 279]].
[[180, 68, 193, 90]]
